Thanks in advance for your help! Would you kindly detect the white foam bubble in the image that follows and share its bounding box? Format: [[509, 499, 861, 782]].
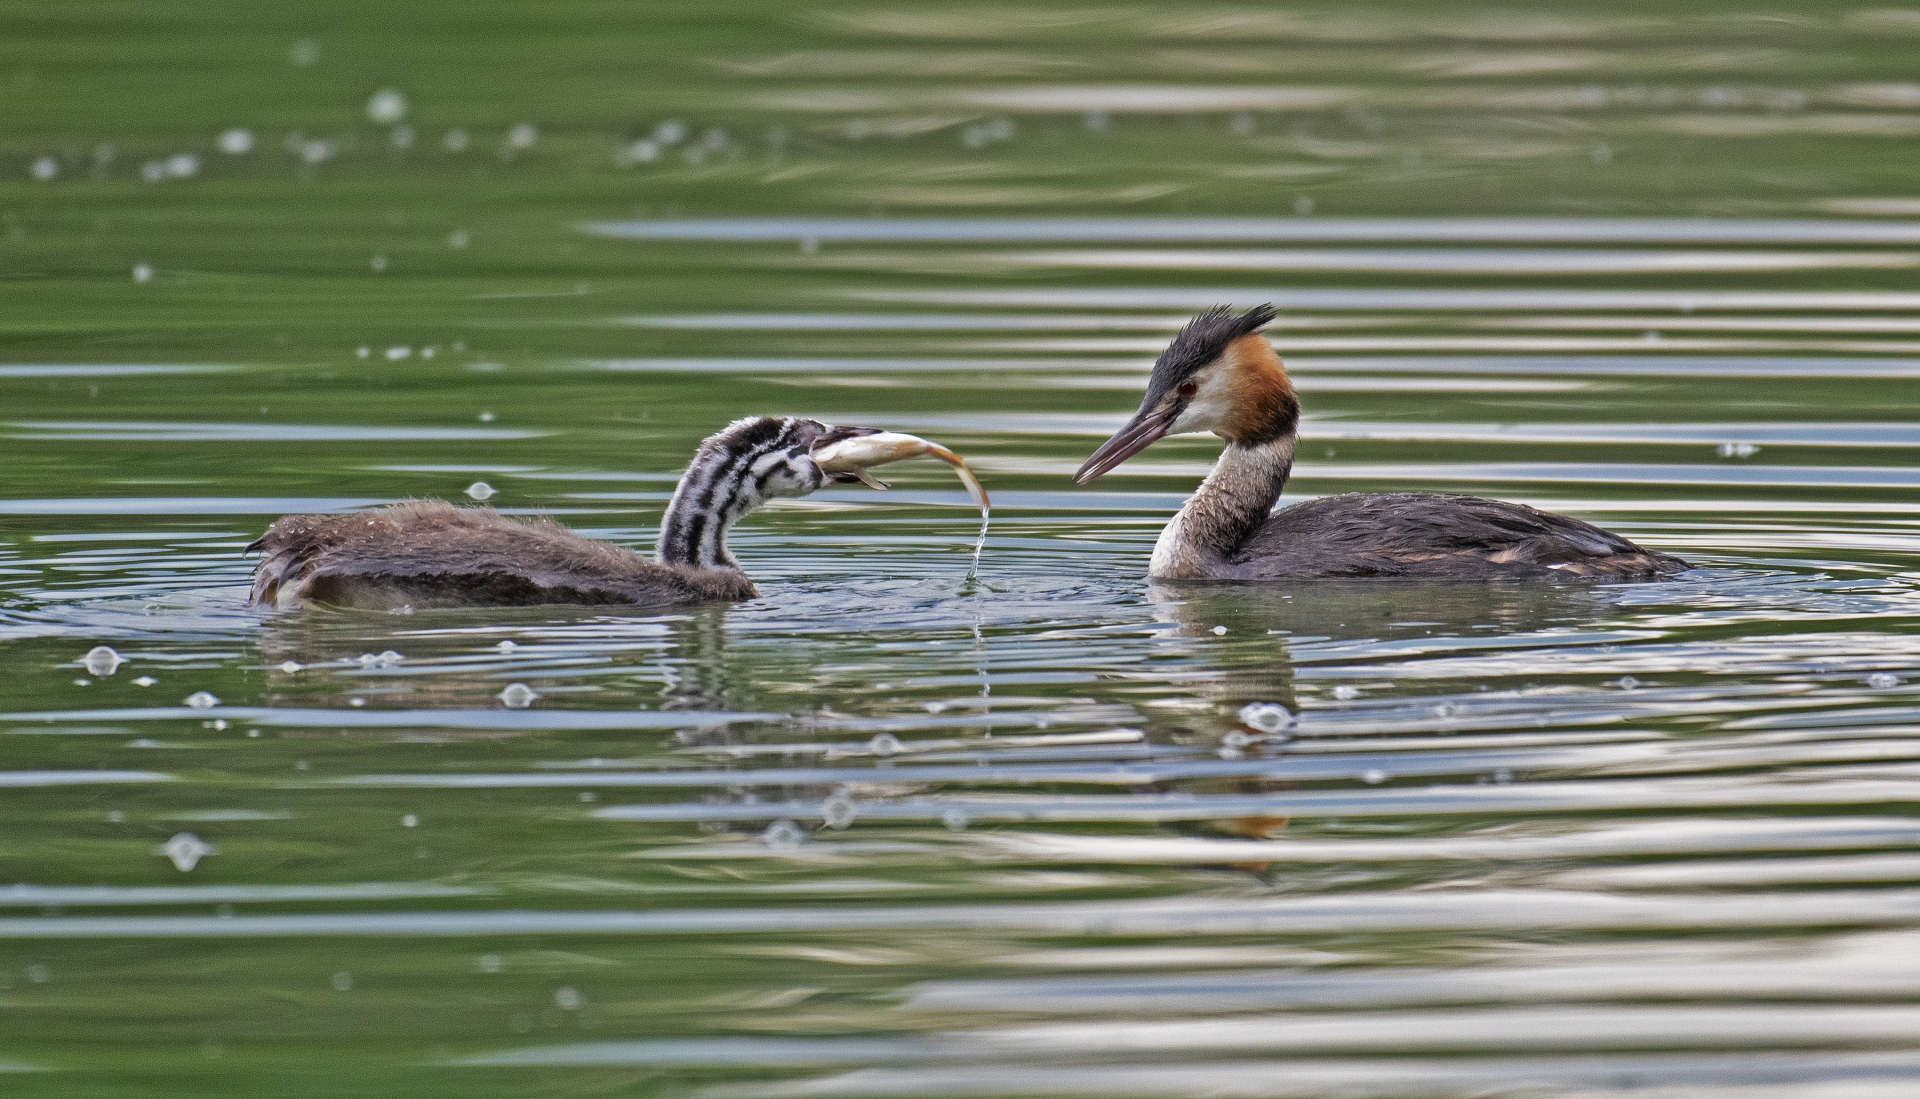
[[218, 128, 253, 155], [184, 691, 220, 709], [498, 683, 539, 709], [156, 832, 215, 872], [366, 89, 408, 125], [31, 157, 57, 181], [83, 645, 123, 676], [465, 481, 495, 501]]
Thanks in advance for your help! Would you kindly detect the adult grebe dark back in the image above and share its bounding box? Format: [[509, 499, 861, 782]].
[[1074, 306, 1688, 581], [250, 416, 979, 610]]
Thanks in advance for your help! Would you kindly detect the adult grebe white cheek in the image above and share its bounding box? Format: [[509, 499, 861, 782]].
[[1169, 371, 1233, 435]]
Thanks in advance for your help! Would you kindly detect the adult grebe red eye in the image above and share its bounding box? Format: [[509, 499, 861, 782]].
[[1178, 382, 1198, 398]]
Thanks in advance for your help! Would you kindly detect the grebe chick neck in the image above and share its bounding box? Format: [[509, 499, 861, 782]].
[[655, 416, 855, 571]]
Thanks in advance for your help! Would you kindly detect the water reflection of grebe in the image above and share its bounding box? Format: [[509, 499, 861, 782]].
[[249, 417, 963, 611], [1076, 306, 1689, 581]]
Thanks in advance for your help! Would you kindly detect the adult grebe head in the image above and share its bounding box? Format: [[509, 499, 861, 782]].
[[1074, 304, 1297, 484]]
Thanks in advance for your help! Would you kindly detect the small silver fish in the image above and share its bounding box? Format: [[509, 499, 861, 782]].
[[813, 430, 992, 577]]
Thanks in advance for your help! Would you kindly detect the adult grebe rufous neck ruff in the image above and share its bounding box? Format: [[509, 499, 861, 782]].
[[249, 416, 908, 611], [1074, 306, 1689, 582]]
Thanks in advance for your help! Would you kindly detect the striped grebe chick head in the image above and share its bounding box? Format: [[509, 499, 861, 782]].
[[1075, 305, 1297, 483], [657, 416, 880, 570]]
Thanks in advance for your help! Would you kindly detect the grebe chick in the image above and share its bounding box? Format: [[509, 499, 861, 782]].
[[250, 416, 961, 611], [1075, 306, 1689, 581]]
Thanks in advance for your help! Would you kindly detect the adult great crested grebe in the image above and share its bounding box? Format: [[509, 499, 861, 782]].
[[1075, 306, 1688, 581], [250, 416, 982, 610]]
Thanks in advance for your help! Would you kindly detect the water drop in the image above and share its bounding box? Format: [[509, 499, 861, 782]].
[[401, 814, 419, 828], [496, 640, 517, 653], [133, 676, 157, 687], [355, 346, 370, 358], [389, 125, 414, 150], [298, 139, 335, 166], [141, 160, 168, 182], [477, 411, 495, 422], [370, 255, 388, 273], [165, 153, 200, 178], [366, 89, 408, 125], [1361, 768, 1388, 785], [821, 794, 856, 830], [384, 345, 409, 360], [349, 697, 366, 707], [289, 38, 319, 66], [465, 481, 495, 501], [554, 986, 582, 1010], [942, 808, 970, 832], [924, 700, 948, 713], [83, 645, 124, 676], [132, 264, 153, 283], [760, 819, 804, 849], [443, 129, 470, 152], [505, 123, 538, 150], [184, 691, 220, 709], [499, 682, 538, 708], [448, 229, 469, 248], [1867, 672, 1902, 690], [1237, 702, 1294, 734], [278, 661, 301, 673], [218, 128, 253, 155], [1211, 625, 1228, 635], [621, 140, 660, 165], [31, 156, 57, 181], [157, 832, 216, 872], [868, 732, 902, 756], [1331, 685, 1360, 701], [653, 120, 686, 144], [211, 719, 227, 731], [377, 650, 403, 665], [331, 971, 353, 991], [1618, 675, 1640, 690]]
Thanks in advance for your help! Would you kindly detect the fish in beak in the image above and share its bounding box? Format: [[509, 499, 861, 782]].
[[812, 429, 991, 512]]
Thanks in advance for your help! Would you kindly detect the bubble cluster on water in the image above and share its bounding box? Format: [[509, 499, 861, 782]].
[[1237, 701, 1295, 733], [760, 819, 804, 849]]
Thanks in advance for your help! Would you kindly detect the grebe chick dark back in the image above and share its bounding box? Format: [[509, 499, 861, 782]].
[[1074, 306, 1688, 582], [250, 416, 960, 611]]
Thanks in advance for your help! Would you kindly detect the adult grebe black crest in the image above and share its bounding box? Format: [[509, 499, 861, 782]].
[[249, 416, 986, 610], [1074, 306, 1689, 581]]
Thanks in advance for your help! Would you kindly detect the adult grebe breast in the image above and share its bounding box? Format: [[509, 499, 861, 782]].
[[1073, 306, 1689, 582]]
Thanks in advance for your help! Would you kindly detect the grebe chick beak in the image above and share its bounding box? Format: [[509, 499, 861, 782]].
[[813, 429, 992, 511]]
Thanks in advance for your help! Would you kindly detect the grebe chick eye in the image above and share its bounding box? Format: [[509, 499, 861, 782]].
[[1073, 305, 1689, 582], [247, 416, 985, 611]]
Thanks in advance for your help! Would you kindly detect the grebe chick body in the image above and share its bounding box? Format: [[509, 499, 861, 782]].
[[250, 416, 924, 611], [1075, 307, 1688, 581]]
